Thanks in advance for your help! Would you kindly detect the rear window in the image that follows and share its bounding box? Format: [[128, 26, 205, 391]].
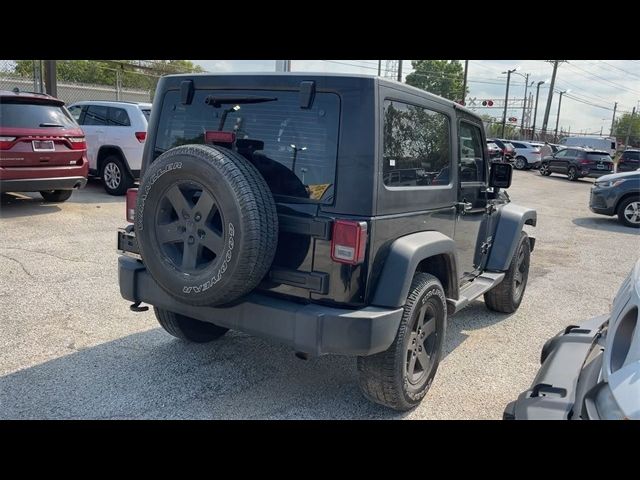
[[155, 89, 340, 203], [586, 153, 612, 161], [0, 101, 78, 129]]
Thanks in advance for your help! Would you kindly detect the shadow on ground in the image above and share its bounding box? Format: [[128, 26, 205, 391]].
[[573, 216, 640, 235], [0, 193, 62, 218], [0, 299, 512, 420]]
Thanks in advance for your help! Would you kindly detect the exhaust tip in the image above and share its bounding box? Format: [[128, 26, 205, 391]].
[[294, 351, 310, 360]]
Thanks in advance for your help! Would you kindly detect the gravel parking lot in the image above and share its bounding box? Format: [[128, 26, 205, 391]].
[[1, 171, 638, 419]]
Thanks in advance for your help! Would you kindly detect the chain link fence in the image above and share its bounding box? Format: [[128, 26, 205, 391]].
[[0, 60, 153, 104]]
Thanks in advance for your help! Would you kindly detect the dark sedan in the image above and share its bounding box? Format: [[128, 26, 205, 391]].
[[589, 170, 640, 227]]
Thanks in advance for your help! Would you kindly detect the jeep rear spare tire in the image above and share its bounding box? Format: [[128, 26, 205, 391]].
[[135, 144, 278, 306]]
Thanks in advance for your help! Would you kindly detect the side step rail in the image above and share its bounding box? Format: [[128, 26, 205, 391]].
[[447, 272, 505, 314]]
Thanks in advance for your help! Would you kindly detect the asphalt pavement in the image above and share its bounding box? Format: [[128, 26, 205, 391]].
[[1, 172, 638, 419]]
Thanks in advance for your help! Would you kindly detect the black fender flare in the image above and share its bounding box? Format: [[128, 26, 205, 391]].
[[371, 231, 458, 309], [485, 203, 537, 271]]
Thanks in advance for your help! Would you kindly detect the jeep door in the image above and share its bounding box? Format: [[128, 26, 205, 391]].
[[454, 120, 491, 281]]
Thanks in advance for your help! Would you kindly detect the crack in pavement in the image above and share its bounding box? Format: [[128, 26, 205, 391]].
[[0, 247, 101, 265], [0, 253, 34, 279]]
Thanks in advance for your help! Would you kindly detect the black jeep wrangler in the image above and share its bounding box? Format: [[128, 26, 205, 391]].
[[117, 73, 537, 411]]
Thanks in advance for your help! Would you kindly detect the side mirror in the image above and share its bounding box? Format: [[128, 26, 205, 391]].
[[489, 162, 513, 189]]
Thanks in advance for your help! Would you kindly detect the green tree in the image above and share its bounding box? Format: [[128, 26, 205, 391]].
[[405, 60, 467, 101], [613, 112, 640, 147]]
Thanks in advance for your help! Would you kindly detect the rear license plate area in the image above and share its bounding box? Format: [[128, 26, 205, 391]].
[[32, 140, 55, 152]]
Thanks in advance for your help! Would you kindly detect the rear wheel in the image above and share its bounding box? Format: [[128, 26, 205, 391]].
[[154, 307, 229, 342], [357, 273, 446, 411], [567, 166, 578, 181], [617, 196, 640, 228], [101, 155, 132, 196], [40, 190, 73, 202], [514, 156, 527, 170]]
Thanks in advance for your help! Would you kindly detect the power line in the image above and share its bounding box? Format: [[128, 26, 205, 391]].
[[596, 60, 640, 80], [565, 61, 640, 95]]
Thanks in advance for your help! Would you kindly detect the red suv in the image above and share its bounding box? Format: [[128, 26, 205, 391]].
[[0, 89, 88, 202]]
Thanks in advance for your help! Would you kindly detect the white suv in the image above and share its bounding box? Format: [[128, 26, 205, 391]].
[[509, 141, 542, 170], [68, 101, 151, 195]]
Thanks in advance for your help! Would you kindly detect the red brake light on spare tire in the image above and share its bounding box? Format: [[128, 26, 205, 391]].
[[126, 188, 138, 223], [331, 220, 367, 265], [135, 131, 146, 143]]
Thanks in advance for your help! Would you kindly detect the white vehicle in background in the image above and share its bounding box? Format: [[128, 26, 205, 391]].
[[509, 141, 542, 170], [67, 101, 151, 195], [559, 136, 617, 157]]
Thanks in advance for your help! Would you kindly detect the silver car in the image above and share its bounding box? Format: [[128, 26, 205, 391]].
[[510, 141, 542, 170]]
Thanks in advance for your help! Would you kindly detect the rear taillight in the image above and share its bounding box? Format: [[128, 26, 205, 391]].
[[330, 220, 367, 265], [579, 159, 590, 165], [0, 136, 16, 150], [126, 188, 138, 223], [205, 131, 236, 144], [67, 136, 86, 150], [135, 132, 146, 143]]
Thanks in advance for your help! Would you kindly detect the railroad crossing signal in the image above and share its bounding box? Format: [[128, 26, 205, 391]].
[[482, 100, 494, 106]]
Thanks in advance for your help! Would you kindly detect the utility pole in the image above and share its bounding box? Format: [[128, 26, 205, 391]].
[[44, 60, 57, 97], [397, 60, 403, 82], [610, 102, 617, 136], [520, 74, 530, 136], [377, 60, 382, 76], [461, 60, 469, 105], [625, 107, 636, 149], [541, 60, 563, 138]]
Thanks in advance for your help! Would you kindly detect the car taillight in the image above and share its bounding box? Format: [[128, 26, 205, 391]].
[[0, 136, 16, 150], [205, 131, 236, 144], [126, 188, 138, 223], [579, 159, 590, 164], [67, 136, 86, 150], [135, 132, 146, 143], [331, 220, 367, 265]]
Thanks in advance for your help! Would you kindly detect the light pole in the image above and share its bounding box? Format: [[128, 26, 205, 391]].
[[290, 144, 307, 173], [530, 79, 548, 140], [554, 89, 571, 142], [501, 66, 519, 138]]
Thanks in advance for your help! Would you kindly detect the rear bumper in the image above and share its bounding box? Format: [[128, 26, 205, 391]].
[[118, 256, 404, 357], [0, 176, 87, 193], [504, 314, 608, 420]]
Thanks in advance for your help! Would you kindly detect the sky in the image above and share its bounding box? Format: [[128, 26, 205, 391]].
[[193, 60, 640, 135]]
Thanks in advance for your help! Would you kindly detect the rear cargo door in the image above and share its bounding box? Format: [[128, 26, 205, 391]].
[[0, 99, 83, 167], [153, 88, 341, 300]]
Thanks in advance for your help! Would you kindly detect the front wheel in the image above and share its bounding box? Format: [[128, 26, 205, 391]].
[[357, 273, 446, 411], [40, 190, 73, 202], [154, 307, 229, 343], [514, 156, 527, 170], [567, 166, 578, 181], [617, 196, 640, 228], [539, 163, 551, 176], [484, 231, 531, 313]]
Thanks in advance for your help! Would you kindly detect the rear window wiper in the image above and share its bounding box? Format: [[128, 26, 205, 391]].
[[39, 123, 65, 127], [204, 95, 277, 108]]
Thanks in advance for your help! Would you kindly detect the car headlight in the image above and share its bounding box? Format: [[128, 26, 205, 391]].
[[595, 179, 626, 188], [594, 383, 627, 420]]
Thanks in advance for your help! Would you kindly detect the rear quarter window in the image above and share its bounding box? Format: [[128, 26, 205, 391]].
[[154, 89, 340, 203]]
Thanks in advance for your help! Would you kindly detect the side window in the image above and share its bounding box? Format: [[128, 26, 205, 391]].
[[458, 122, 485, 183], [511, 142, 524, 149], [108, 107, 131, 126], [67, 105, 83, 123], [382, 100, 450, 187], [84, 105, 108, 126], [554, 149, 568, 158], [566, 149, 579, 158]]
